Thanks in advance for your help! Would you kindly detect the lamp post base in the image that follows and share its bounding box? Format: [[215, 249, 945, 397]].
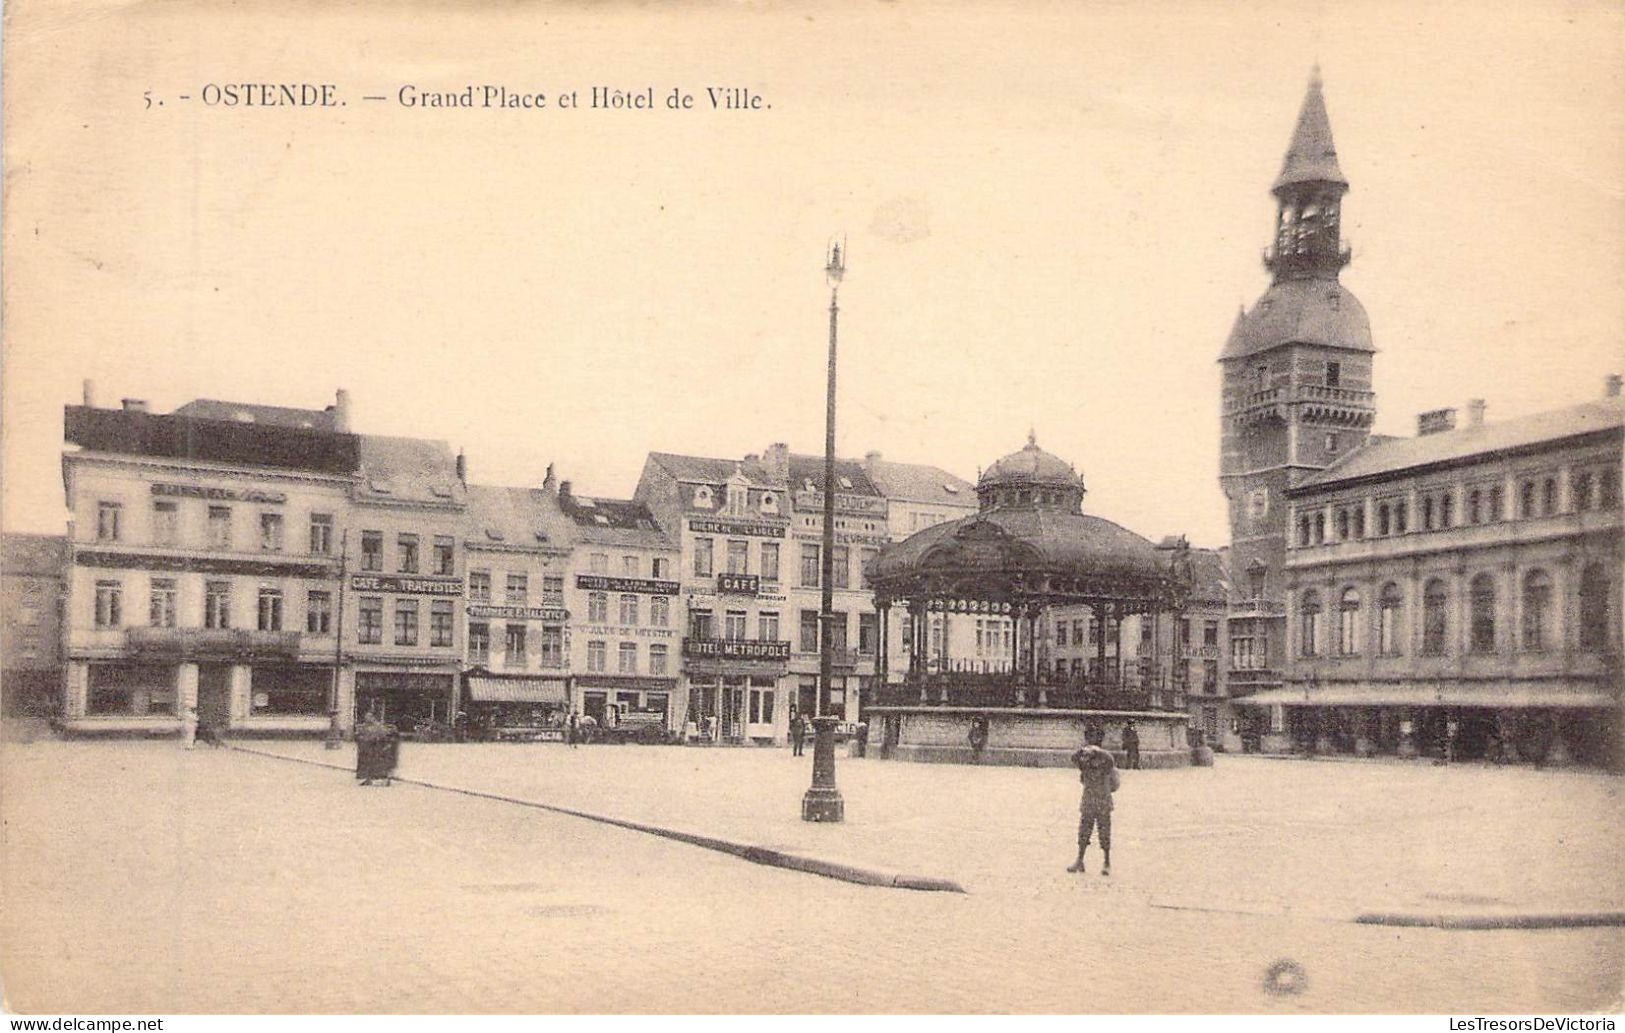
[[801, 715, 845, 822]]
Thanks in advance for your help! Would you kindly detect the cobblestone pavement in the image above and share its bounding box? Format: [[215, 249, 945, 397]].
[[1, 740, 1620, 1014]]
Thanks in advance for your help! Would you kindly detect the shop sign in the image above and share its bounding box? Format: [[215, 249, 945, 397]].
[[575, 676, 678, 691], [575, 574, 679, 595], [152, 482, 287, 504], [716, 573, 759, 596], [350, 574, 463, 596], [468, 604, 568, 621], [682, 638, 791, 661], [688, 518, 785, 538], [579, 625, 676, 638]]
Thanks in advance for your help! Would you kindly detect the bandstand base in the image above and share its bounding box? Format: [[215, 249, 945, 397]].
[[867, 706, 1191, 770]]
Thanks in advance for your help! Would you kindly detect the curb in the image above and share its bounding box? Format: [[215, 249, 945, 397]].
[[1354, 911, 1625, 930], [227, 744, 967, 895]]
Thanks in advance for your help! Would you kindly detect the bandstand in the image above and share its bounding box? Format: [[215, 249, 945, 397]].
[[866, 435, 1196, 767]]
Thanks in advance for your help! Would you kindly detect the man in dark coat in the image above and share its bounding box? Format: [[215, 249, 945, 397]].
[[790, 711, 807, 756], [1122, 720, 1141, 770], [1068, 725, 1121, 875]]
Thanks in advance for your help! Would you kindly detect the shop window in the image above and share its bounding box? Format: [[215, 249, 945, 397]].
[[259, 513, 284, 551], [205, 581, 232, 629], [1578, 563, 1612, 651], [1520, 570, 1551, 651], [96, 501, 122, 542], [94, 580, 123, 627], [87, 663, 174, 716], [397, 534, 419, 574], [693, 538, 714, 578], [1469, 574, 1496, 654], [431, 601, 454, 647], [394, 599, 419, 646], [357, 597, 383, 645], [308, 513, 333, 555], [360, 530, 383, 571], [307, 590, 333, 635], [1421, 579, 1449, 655], [250, 666, 327, 715]]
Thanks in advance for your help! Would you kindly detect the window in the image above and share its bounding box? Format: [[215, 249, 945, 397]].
[[650, 558, 668, 579], [649, 644, 669, 675], [859, 612, 878, 655], [1248, 566, 1266, 599], [1488, 486, 1504, 521], [1421, 496, 1435, 532], [1056, 622, 1069, 647], [828, 612, 849, 652], [360, 530, 383, 571], [1325, 360, 1341, 387], [1573, 472, 1593, 511], [589, 553, 609, 573], [689, 608, 714, 639], [1377, 503, 1391, 536], [149, 578, 177, 628], [468, 623, 490, 662], [860, 548, 880, 588], [725, 484, 746, 515], [1204, 620, 1219, 647], [1578, 563, 1611, 651], [469, 570, 491, 602], [1520, 481, 1537, 518], [505, 624, 527, 665], [1467, 490, 1482, 525], [651, 595, 670, 627], [1378, 583, 1403, 656], [724, 610, 748, 640], [397, 534, 419, 573], [1335, 509, 1350, 541], [357, 597, 383, 644], [588, 592, 608, 623], [726, 540, 749, 575], [1601, 469, 1621, 508], [431, 600, 454, 647], [1299, 590, 1321, 657], [693, 538, 714, 578], [1203, 659, 1218, 693], [623, 554, 640, 575], [831, 545, 850, 589], [1352, 508, 1365, 538], [1469, 574, 1496, 653], [506, 573, 528, 606], [1520, 570, 1551, 651], [1542, 478, 1558, 516], [153, 501, 179, 546], [259, 513, 284, 551], [309, 513, 333, 555], [692, 486, 714, 509], [1422, 579, 1449, 655], [205, 581, 231, 629], [1393, 502, 1407, 534], [257, 587, 283, 631], [759, 611, 781, 642], [1440, 493, 1453, 529], [1314, 512, 1326, 543], [540, 626, 563, 667], [618, 642, 637, 674], [760, 492, 778, 514], [96, 501, 122, 542], [761, 543, 780, 582], [543, 575, 564, 603], [587, 641, 607, 672], [800, 545, 820, 587], [394, 599, 419, 646], [1325, 433, 1339, 454], [1297, 516, 1312, 546], [620, 594, 640, 626], [208, 506, 232, 549], [307, 590, 333, 634], [800, 610, 820, 652], [434, 536, 455, 575]]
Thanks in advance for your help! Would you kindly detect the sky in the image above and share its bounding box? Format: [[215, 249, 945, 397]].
[[4, 0, 1622, 548]]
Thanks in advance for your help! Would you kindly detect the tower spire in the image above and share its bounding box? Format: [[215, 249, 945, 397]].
[[1273, 69, 1346, 193], [1265, 68, 1351, 283]]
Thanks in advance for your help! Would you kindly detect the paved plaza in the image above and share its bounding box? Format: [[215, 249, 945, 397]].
[[1, 738, 1620, 1014]]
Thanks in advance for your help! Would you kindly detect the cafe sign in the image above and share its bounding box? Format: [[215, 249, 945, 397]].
[[468, 604, 568, 622], [350, 574, 463, 596], [688, 518, 785, 538], [716, 573, 759, 596]]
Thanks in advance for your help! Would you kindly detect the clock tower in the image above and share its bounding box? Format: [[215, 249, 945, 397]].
[[1219, 70, 1377, 700]]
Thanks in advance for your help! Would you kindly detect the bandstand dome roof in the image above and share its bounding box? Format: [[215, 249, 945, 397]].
[[979, 431, 1081, 489]]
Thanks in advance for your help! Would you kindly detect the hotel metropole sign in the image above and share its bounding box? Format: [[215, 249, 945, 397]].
[[350, 574, 463, 596], [687, 518, 785, 538], [682, 638, 791, 661], [574, 574, 679, 595], [468, 604, 569, 622]]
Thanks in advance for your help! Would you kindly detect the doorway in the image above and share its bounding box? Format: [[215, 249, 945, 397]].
[[747, 684, 776, 740]]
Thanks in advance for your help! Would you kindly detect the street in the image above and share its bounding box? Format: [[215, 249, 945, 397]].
[[1, 740, 1619, 1014]]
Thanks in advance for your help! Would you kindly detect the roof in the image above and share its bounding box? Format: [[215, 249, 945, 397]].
[[787, 453, 880, 496], [1295, 396, 1625, 492], [1188, 547, 1228, 603], [980, 432, 1081, 488], [1273, 70, 1347, 192], [173, 398, 336, 431], [647, 452, 776, 486], [2, 533, 67, 578], [64, 405, 359, 476], [462, 484, 570, 549], [863, 458, 976, 506], [355, 435, 465, 506], [558, 492, 675, 549], [1220, 279, 1373, 360]]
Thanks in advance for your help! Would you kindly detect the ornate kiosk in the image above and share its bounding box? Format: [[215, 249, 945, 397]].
[[866, 435, 1195, 767]]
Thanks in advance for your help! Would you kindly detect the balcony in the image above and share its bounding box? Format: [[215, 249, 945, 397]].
[[1223, 383, 1375, 429], [126, 627, 302, 659], [1226, 668, 1282, 691], [1229, 598, 1286, 618]]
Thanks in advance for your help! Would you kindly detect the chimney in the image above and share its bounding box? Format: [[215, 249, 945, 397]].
[[1466, 399, 1487, 428], [332, 388, 352, 433], [559, 480, 573, 500], [121, 398, 148, 413], [542, 463, 557, 494], [81, 379, 96, 408], [1607, 374, 1622, 398], [762, 442, 790, 483], [455, 448, 467, 484], [864, 450, 883, 471], [1417, 408, 1457, 436]]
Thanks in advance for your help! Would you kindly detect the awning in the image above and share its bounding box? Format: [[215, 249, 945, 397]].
[[465, 677, 568, 704], [1232, 682, 1617, 709]]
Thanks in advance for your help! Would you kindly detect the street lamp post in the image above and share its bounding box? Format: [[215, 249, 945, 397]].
[[802, 239, 847, 823]]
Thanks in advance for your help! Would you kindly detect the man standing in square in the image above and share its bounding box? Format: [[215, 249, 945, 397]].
[[1068, 725, 1120, 875]]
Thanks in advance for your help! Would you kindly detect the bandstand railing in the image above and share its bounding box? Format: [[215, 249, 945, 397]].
[[872, 671, 1179, 712]]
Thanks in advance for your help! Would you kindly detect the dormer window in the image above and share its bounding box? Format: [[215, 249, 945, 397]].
[[693, 486, 713, 509], [839, 476, 853, 490], [725, 485, 746, 515], [760, 492, 778, 514]]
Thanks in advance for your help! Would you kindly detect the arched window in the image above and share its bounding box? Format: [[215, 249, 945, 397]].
[[1469, 574, 1496, 654], [1422, 579, 1449, 655], [1467, 489, 1482, 525], [1313, 512, 1326, 544], [1542, 479, 1558, 516], [1422, 496, 1435, 531], [1378, 582, 1404, 656], [1336, 588, 1361, 655], [1352, 507, 1365, 538], [1572, 473, 1593, 512], [1488, 486, 1504, 521], [1394, 502, 1408, 534], [1520, 481, 1536, 518], [1298, 516, 1312, 547], [1336, 509, 1350, 541], [1521, 569, 1552, 651], [693, 486, 713, 509], [1440, 493, 1454, 528], [1299, 590, 1322, 657], [1578, 563, 1611, 652], [1377, 503, 1391, 536]]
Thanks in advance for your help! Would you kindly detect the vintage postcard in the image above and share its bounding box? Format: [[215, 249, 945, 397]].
[[2, 0, 1621, 1019]]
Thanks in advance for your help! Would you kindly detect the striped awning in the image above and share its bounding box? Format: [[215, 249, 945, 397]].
[[1232, 682, 1617, 709], [465, 677, 568, 704]]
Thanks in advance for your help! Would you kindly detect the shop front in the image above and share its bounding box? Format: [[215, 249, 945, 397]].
[[354, 667, 458, 737], [463, 673, 569, 741], [574, 674, 679, 733], [682, 639, 790, 745]]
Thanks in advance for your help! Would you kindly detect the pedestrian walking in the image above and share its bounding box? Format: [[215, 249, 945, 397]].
[[568, 710, 580, 749], [1067, 725, 1121, 876], [790, 710, 807, 756], [1122, 719, 1141, 770]]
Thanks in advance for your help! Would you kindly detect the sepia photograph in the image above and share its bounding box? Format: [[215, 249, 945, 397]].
[[1, 0, 1621, 1020]]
